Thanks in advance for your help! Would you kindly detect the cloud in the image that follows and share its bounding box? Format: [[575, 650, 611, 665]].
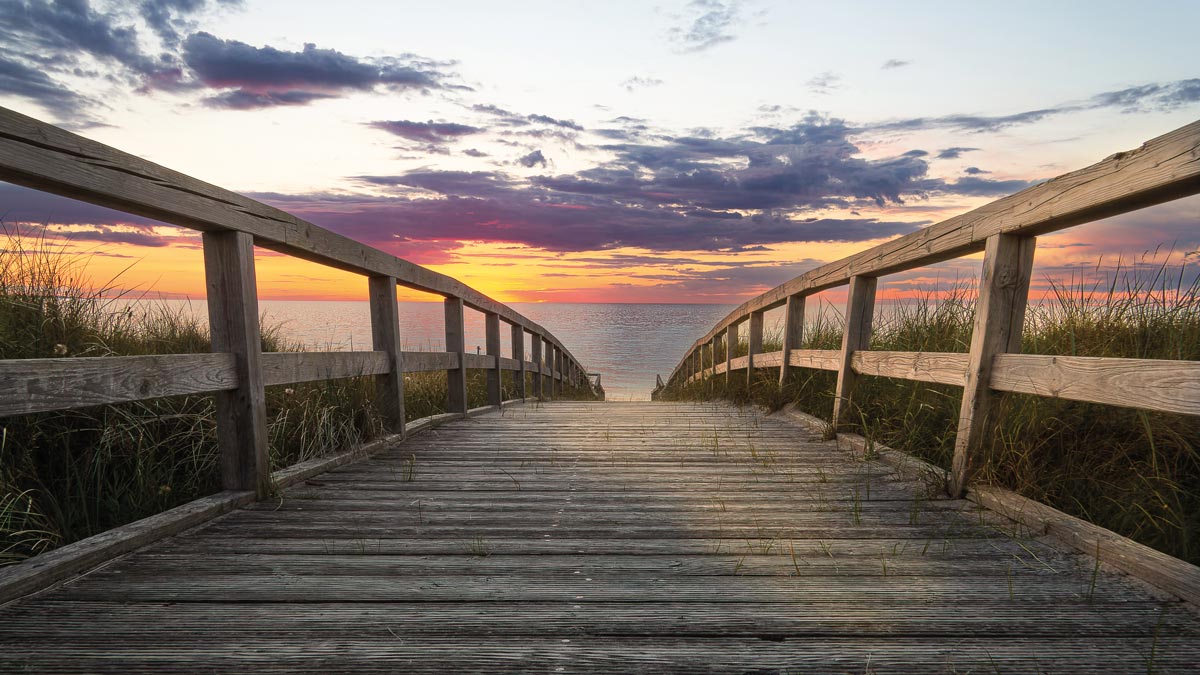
[[517, 150, 548, 168], [940, 176, 1037, 196], [622, 76, 664, 92], [367, 119, 483, 144], [881, 59, 911, 70], [462, 148, 489, 157], [204, 89, 336, 110], [670, 0, 742, 52], [871, 78, 1200, 134], [936, 147, 979, 160], [182, 32, 449, 108], [0, 54, 89, 119], [963, 166, 989, 175], [470, 104, 583, 131], [806, 71, 841, 95], [141, 0, 240, 47]]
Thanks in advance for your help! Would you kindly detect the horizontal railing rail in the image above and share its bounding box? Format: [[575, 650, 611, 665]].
[[664, 118, 1200, 496], [0, 106, 596, 499]]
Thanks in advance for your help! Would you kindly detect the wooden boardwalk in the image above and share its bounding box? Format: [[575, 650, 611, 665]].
[[3, 401, 1198, 673]]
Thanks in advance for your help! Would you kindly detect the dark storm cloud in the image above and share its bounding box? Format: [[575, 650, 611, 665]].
[[670, 0, 742, 52], [141, 0, 239, 47], [936, 147, 979, 160], [0, 54, 88, 118], [367, 120, 483, 144]]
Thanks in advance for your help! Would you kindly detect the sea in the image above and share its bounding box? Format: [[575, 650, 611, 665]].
[[136, 300, 741, 401]]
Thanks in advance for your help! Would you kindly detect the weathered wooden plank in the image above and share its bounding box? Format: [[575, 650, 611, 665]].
[[779, 294, 805, 385], [0, 353, 235, 416], [401, 350, 458, 373], [673, 119, 1200, 361], [788, 349, 843, 371], [725, 323, 737, 385], [746, 310, 764, 387], [203, 230, 270, 496], [990, 354, 1200, 416], [951, 234, 1035, 496], [444, 297, 467, 414], [851, 351, 969, 386], [832, 275, 876, 431], [368, 276, 405, 433], [485, 312, 502, 406], [511, 324, 526, 398], [259, 351, 389, 386], [531, 335, 544, 399]]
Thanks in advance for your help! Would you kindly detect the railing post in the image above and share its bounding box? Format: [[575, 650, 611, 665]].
[[444, 297, 467, 415], [531, 334, 544, 400], [725, 323, 737, 385], [545, 340, 555, 400], [708, 336, 717, 392], [202, 230, 269, 498], [950, 233, 1036, 496], [832, 275, 877, 432], [554, 346, 563, 397], [368, 275, 405, 435], [485, 312, 502, 408], [512, 324, 526, 400], [779, 294, 805, 387], [747, 311, 764, 389]]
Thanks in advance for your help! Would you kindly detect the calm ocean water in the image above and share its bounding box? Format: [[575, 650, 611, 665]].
[[139, 300, 739, 400]]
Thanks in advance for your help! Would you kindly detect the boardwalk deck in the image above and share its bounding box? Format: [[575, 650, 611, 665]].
[[2, 401, 1198, 674]]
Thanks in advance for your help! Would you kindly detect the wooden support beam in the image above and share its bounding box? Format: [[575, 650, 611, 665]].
[[511, 324, 526, 399], [951, 234, 1036, 496], [368, 276, 405, 435], [779, 294, 805, 386], [725, 324, 737, 386], [485, 312, 502, 407], [831, 275, 877, 432], [531, 335, 544, 400], [444, 297, 468, 415], [746, 311, 764, 388], [202, 230, 269, 498]]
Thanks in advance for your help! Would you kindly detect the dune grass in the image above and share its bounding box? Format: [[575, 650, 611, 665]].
[[664, 257, 1200, 564], [0, 230, 594, 564]]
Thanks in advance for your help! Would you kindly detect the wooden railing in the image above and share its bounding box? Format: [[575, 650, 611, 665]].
[[0, 106, 595, 498], [663, 118, 1200, 496]]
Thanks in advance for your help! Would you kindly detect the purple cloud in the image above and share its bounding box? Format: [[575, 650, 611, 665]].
[[367, 120, 483, 144]]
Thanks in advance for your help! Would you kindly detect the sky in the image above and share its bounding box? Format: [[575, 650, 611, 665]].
[[0, 0, 1198, 304]]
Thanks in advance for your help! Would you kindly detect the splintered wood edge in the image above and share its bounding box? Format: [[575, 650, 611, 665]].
[[0, 402, 536, 605], [767, 402, 1200, 608]]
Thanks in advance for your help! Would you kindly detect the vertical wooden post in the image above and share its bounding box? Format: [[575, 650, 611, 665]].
[[203, 231, 269, 497], [444, 297, 467, 415], [368, 275, 405, 435], [725, 323, 737, 385], [708, 337, 716, 391], [531, 334, 544, 400], [950, 233, 1036, 496], [747, 311, 764, 388], [779, 294, 805, 387], [554, 347, 563, 397], [485, 312, 502, 408], [831, 276, 877, 432], [512, 324, 526, 400]]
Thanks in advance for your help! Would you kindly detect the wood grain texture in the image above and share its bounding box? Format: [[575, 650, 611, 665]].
[[669, 118, 1200, 372], [259, 351, 390, 386], [444, 297, 467, 414], [368, 276, 405, 433], [511, 324, 526, 399], [2, 400, 1197, 673], [485, 312, 502, 407], [789, 349, 843, 371], [851, 351, 969, 386], [203, 230, 269, 497], [0, 107, 587, 369], [832, 275, 876, 431], [951, 234, 1035, 496], [747, 310, 764, 387], [990, 354, 1200, 416], [0, 353, 235, 416], [779, 294, 805, 385]]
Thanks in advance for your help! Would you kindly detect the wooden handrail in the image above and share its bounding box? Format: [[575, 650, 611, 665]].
[[0, 106, 597, 497], [665, 118, 1200, 496]]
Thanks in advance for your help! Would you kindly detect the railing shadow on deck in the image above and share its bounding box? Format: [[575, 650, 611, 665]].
[[658, 118, 1200, 602], [0, 106, 598, 601]]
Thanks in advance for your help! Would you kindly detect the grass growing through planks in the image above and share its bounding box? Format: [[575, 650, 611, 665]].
[[663, 254, 1200, 565], [0, 229, 595, 564]]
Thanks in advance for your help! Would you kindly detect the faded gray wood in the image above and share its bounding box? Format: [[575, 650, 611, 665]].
[[669, 118, 1200, 374], [0, 353, 235, 416], [851, 351, 969, 386], [401, 351, 457, 373], [789, 349, 842, 371], [725, 323, 737, 385], [444, 297, 467, 414], [203, 230, 269, 497], [512, 324, 526, 399], [831, 275, 876, 431], [531, 335, 544, 399], [951, 234, 1036, 496], [260, 351, 390, 385], [779, 294, 805, 385], [368, 276, 405, 434], [0, 107, 587, 369], [747, 310, 764, 387], [3, 401, 1197, 674], [990, 354, 1200, 416], [485, 312, 502, 407]]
